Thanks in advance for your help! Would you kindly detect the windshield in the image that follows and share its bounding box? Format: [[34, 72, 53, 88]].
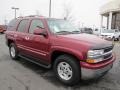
[[102, 30, 114, 33], [115, 29, 119, 32], [47, 19, 80, 34]]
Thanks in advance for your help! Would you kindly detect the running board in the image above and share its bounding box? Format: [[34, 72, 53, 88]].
[[18, 55, 51, 69]]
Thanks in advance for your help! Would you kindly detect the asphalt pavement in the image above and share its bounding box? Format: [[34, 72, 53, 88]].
[[0, 34, 120, 90]]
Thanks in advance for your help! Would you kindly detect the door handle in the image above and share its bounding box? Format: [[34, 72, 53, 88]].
[[25, 36, 30, 40]]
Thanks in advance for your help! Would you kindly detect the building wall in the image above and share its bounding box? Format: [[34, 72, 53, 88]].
[[100, 0, 120, 30], [111, 13, 120, 30], [111, 13, 116, 29]]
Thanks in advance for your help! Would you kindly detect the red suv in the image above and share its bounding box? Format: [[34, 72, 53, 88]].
[[5, 16, 116, 85]]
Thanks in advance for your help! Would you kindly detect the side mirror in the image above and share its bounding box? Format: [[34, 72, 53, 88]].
[[33, 28, 47, 37]]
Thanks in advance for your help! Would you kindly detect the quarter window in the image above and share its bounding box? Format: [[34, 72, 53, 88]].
[[7, 19, 18, 31], [17, 20, 29, 32], [8, 19, 18, 27], [29, 19, 44, 34]]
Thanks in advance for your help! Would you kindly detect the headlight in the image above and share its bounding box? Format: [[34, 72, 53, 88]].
[[87, 50, 104, 58], [87, 50, 104, 63], [107, 35, 112, 38]]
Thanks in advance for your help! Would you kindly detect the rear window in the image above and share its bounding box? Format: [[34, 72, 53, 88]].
[[17, 19, 29, 32], [7, 19, 19, 31]]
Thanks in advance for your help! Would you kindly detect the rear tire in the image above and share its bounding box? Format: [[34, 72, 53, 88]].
[[9, 43, 18, 60], [53, 55, 81, 86], [112, 37, 115, 41]]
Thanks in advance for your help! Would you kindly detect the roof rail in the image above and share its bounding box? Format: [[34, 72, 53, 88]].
[[17, 16, 24, 18], [17, 15, 45, 19], [25, 15, 44, 18]]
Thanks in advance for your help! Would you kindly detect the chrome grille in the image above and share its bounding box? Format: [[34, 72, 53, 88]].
[[103, 46, 113, 60], [104, 46, 113, 53]]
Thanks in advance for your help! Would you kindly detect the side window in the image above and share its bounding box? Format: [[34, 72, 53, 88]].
[[17, 20, 29, 32], [7, 19, 18, 31], [29, 19, 44, 34]]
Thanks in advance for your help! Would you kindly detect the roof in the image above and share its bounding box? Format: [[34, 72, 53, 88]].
[[100, 0, 120, 15], [17, 15, 46, 19], [16, 15, 63, 21]]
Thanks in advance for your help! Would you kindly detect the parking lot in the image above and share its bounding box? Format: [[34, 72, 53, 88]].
[[0, 34, 120, 90]]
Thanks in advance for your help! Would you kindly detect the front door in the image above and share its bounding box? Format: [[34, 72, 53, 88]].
[[24, 19, 50, 64]]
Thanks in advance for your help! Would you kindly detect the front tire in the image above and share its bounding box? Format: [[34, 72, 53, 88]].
[[53, 55, 81, 86], [118, 36, 120, 41], [9, 43, 18, 60], [112, 37, 115, 42]]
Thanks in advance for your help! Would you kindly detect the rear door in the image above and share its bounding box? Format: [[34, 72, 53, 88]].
[[15, 19, 30, 54]]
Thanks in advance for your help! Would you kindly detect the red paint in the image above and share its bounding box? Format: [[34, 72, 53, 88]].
[[80, 54, 116, 69], [5, 16, 116, 70]]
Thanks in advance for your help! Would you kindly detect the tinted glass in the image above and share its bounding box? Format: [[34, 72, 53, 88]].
[[8, 19, 17, 27], [17, 20, 29, 32], [47, 19, 80, 34], [7, 19, 18, 31], [102, 30, 114, 33], [29, 19, 44, 34], [115, 30, 119, 32]]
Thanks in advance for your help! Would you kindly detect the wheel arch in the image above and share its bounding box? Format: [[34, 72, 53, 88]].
[[7, 39, 15, 46], [50, 50, 82, 68]]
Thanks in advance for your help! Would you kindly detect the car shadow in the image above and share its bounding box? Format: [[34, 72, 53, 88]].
[[15, 57, 104, 88]]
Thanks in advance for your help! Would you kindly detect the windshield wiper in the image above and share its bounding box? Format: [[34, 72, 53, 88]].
[[56, 31, 72, 34], [72, 30, 81, 34]]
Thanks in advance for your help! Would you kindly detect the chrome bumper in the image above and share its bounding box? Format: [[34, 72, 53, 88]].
[[81, 63, 113, 80]]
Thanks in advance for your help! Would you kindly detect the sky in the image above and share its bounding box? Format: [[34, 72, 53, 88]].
[[0, 0, 110, 28]]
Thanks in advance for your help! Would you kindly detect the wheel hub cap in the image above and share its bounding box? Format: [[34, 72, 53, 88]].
[[10, 47, 15, 57], [57, 62, 72, 80]]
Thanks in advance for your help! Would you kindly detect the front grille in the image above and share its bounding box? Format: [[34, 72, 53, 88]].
[[103, 46, 113, 60], [104, 46, 113, 53], [104, 53, 112, 60]]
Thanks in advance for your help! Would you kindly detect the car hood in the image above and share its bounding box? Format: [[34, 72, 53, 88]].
[[58, 33, 113, 49], [101, 33, 114, 36]]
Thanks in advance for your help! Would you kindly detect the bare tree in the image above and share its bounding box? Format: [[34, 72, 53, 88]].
[[63, 3, 75, 23]]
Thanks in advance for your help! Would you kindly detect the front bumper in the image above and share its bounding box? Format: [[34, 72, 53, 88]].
[[101, 36, 113, 40], [81, 63, 113, 80], [101, 36, 118, 41], [80, 54, 115, 80]]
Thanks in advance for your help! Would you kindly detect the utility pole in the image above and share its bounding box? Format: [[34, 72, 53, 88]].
[[82, 23, 84, 28], [49, 0, 51, 18], [4, 17, 7, 25], [11, 7, 19, 19]]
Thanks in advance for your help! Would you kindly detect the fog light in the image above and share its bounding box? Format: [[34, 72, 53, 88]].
[[86, 59, 95, 63], [86, 57, 103, 63]]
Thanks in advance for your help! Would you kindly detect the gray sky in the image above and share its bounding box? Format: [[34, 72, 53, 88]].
[[0, 0, 110, 27]]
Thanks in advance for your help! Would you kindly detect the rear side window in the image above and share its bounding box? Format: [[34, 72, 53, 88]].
[[7, 19, 18, 31], [8, 19, 17, 27], [17, 20, 29, 32], [29, 19, 44, 34]]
